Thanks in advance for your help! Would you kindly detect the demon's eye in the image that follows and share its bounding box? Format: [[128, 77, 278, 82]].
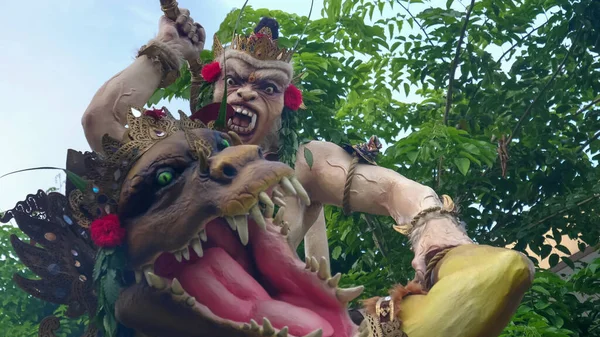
[[155, 167, 175, 186], [226, 77, 237, 86]]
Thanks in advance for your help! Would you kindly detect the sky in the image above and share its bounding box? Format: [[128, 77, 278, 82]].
[[0, 0, 324, 211]]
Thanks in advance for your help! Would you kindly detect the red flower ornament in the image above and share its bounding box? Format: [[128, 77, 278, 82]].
[[90, 214, 126, 248], [145, 107, 166, 120], [201, 61, 222, 83], [284, 84, 303, 111]]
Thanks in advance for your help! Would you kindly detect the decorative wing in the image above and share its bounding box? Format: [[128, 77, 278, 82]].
[[0, 189, 98, 328]]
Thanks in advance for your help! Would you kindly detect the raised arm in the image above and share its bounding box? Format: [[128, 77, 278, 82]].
[[81, 9, 205, 152]]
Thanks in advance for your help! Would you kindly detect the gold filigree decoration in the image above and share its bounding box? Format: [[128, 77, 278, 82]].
[[213, 26, 294, 62]]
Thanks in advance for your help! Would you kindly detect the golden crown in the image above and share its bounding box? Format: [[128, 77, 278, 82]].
[[213, 26, 294, 63], [68, 107, 208, 227]]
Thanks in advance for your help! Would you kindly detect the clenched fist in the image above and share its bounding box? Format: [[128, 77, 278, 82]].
[[410, 217, 474, 286], [156, 8, 205, 62]]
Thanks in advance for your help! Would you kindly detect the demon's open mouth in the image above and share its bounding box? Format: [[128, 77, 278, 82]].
[[228, 105, 258, 136]]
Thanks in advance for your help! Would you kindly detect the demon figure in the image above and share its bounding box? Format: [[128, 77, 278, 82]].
[[1, 3, 534, 337]]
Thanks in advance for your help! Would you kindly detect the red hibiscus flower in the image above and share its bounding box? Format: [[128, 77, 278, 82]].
[[145, 107, 166, 120], [201, 61, 222, 83], [90, 214, 126, 248], [284, 84, 303, 111]]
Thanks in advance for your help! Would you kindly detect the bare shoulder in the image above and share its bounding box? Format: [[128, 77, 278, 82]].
[[297, 140, 350, 162]]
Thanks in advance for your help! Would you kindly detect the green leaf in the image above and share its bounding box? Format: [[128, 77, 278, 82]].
[[103, 312, 117, 337], [540, 245, 552, 259], [404, 83, 410, 96], [304, 147, 314, 170], [199, 49, 214, 63], [332, 246, 342, 259], [555, 245, 571, 256], [453, 157, 471, 176], [102, 270, 120, 305], [532, 285, 551, 296], [561, 257, 575, 269], [147, 88, 165, 106], [215, 73, 228, 129], [93, 250, 107, 282], [406, 151, 419, 163], [549, 253, 559, 267]]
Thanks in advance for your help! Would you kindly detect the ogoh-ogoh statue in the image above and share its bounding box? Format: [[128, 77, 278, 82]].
[[1, 2, 535, 337]]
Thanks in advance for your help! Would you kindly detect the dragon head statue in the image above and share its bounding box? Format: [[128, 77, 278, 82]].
[[1, 106, 360, 337]]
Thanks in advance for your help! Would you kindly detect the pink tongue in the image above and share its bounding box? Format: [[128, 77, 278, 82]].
[[178, 247, 333, 337]]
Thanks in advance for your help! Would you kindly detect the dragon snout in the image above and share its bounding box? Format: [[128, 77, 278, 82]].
[[209, 145, 263, 182]]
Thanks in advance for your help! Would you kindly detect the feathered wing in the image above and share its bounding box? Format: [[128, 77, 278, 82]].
[[1, 189, 99, 336]]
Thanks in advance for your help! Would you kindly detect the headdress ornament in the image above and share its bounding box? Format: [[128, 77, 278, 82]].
[[212, 25, 294, 63]]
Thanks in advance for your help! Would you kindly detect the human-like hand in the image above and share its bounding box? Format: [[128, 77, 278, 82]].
[[410, 217, 474, 286], [156, 8, 205, 62]]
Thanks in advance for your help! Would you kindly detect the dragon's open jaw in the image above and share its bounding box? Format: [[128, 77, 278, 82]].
[[147, 218, 356, 337], [126, 179, 359, 337]]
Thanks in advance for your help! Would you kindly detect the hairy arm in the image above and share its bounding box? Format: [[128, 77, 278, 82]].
[[400, 245, 534, 337]]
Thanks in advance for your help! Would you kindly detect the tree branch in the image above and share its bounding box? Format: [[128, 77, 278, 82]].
[[444, 0, 475, 125], [465, 19, 550, 114], [578, 130, 600, 153], [498, 20, 550, 62], [522, 194, 599, 231], [574, 97, 600, 117], [491, 193, 599, 234], [506, 34, 578, 144], [395, 0, 436, 48]]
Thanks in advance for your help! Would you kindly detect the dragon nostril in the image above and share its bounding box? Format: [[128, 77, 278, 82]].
[[222, 164, 237, 178]]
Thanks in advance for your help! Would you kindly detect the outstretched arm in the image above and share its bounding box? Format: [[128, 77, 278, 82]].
[[400, 244, 534, 337], [81, 9, 205, 152], [292, 140, 472, 281]]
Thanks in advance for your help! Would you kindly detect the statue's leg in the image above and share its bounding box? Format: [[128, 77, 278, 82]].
[[303, 207, 330, 270]]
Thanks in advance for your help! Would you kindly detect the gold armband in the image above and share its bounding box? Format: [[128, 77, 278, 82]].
[[137, 41, 182, 88]]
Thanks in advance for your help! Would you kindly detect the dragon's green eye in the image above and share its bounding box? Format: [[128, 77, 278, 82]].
[[155, 168, 175, 186], [219, 139, 230, 150]]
